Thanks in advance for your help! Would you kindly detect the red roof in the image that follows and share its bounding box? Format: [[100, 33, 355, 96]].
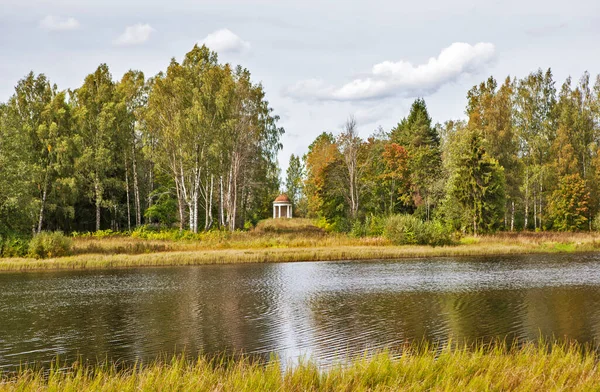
[[274, 194, 291, 203]]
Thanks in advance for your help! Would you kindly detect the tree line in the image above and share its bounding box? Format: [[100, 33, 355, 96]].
[[0, 45, 283, 236], [288, 69, 600, 234], [3, 57, 599, 237]]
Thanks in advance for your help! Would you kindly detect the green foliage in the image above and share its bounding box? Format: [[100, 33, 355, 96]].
[[28, 231, 72, 259], [91, 229, 119, 238], [0, 234, 30, 257], [130, 225, 231, 242], [390, 98, 442, 217], [445, 128, 506, 234], [426, 220, 455, 246], [0, 45, 283, 236], [314, 216, 335, 232], [145, 45, 283, 232], [4, 59, 600, 237], [71, 229, 122, 238], [548, 173, 590, 231], [384, 214, 424, 245], [350, 215, 386, 237], [592, 212, 600, 231], [73, 64, 121, 232], [144, 189, 178, 227], [285, 154, 304, 211], [383, 214, 452, 246]]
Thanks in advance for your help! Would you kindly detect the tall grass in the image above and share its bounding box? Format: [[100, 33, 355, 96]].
[[4, 239, 600, 272], [69, 219, 390, 256], [1, 341, 599, 391], [2, 219, 600, 272]]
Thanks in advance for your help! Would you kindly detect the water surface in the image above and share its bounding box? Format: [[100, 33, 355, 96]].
[[2, 253, 600, 369]]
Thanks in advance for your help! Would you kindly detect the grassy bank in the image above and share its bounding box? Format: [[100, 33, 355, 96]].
[[1, 342, 599, 391], [2, 219, 600, 272]]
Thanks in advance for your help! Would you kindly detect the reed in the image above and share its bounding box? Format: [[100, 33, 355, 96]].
[[1, 341, 598, 391]]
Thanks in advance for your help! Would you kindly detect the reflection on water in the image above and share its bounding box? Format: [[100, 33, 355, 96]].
[[1, 253, 600, 369]]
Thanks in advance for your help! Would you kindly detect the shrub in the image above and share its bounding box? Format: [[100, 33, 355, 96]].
[[144, 188, 178, 227], [93, 229, 121, 238], [0, 235, 29, 257], [315, 217, 335, 232], [366, 215, 386, 237], [350, 215, 386, 237], [350, 219, 365, 237], [425, 220, 454, 246], [384, 214, 453, 246], [28, 231, 72, 259], [384, 214, 424, 245], [71, 230, 121, 238], [593, 212, 600, 232], [131, 225, 231, 242]]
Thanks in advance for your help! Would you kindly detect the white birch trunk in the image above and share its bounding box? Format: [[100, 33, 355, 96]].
[[132, 143, 141, 227], [125, 153, 131, 231]]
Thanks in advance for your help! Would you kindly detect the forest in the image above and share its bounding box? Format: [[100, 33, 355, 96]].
[[1, 45, 600, 243], [291, 69, 600, 237], [0, 45, 284, 237]]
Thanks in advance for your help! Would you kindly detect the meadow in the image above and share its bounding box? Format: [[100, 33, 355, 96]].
[[1, 341, 598, 391], [2, 219, 600, 272]]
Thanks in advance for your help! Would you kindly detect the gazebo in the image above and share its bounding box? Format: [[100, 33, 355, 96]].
[[273, 194, 292, 219]]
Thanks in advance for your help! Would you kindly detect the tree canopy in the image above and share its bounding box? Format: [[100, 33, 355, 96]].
[[0, 45, 283, 235]]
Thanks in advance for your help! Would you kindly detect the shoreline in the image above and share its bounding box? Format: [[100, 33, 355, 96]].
[[1, 241, 599, 273], [1, 342, 597, 391]]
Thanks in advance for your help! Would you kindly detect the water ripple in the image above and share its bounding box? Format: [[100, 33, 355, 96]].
[[2, 254, 600, 369]]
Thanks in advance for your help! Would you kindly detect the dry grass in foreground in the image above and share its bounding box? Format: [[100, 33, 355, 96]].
[[2, 219, 600, 272], [1, 342, 599, 391]]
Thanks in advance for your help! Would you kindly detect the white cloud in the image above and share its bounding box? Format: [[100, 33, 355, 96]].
[[114, 23, 155, 46], [285, 42, 496, 101], [39, 15, 80, 31], [352, 105, 394, 127], [199, 29, 250, 53]]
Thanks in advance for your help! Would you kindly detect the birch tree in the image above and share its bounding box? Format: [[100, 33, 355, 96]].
[[73, 64, 119, 231]]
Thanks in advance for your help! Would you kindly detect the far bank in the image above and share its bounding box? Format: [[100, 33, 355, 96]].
[[1, 229, 600, 272]]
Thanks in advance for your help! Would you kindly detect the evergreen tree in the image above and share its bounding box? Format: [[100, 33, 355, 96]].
[[446, 128, 506, 234], [391, 98, 442, 220]]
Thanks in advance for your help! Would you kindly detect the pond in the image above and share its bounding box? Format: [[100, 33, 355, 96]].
[[2, 253, 600, 369]]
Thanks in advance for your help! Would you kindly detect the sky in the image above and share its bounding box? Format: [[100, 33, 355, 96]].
[[1, 0, 599, 175]]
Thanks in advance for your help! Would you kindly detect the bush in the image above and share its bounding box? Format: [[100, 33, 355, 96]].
[[0, 235, 29, 257], [350, 219, 365, 237], [131, 225, 231, 242], [314, 216, 351, 233], [593, 212, 600, 232], [426, 220, 454, 246], [92, 229, 121, 238], [384, 214, 453, 246], [384, 214, 424, 245], [350, 215, 386, 237], [28, 231, 72, 259]]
